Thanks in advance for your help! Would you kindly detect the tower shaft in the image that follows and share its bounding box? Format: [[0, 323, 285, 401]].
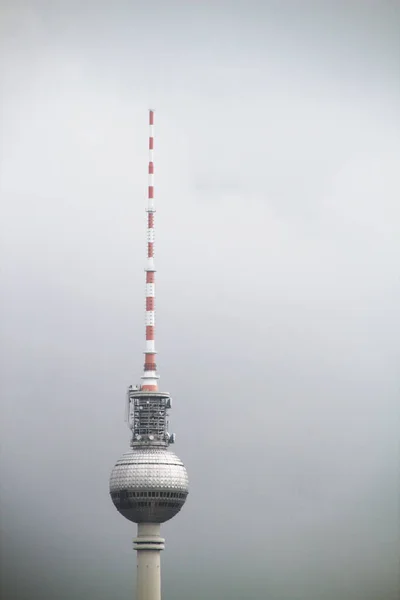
[[134, 523, 164, 600], [142, 109, 158, 391]]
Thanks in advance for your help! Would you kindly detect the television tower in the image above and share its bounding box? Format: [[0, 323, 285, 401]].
[[110, 110, 189, 600]]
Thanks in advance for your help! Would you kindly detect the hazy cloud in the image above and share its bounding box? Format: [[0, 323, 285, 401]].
[[1, 2, 399, 599]]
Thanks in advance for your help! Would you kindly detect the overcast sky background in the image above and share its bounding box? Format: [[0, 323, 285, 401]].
[[0, 1, 399, 599]]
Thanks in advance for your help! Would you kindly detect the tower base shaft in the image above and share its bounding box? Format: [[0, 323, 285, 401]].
[[133, 523, 165, 600]]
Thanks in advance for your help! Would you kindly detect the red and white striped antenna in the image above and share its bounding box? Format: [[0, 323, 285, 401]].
[[141, 109, 159, 391]]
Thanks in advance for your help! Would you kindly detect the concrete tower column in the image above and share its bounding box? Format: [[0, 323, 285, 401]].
[[133, 523, 165, 600]]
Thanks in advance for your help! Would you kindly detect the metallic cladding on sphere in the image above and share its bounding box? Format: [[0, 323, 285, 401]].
[[109, 448, 189, 523]]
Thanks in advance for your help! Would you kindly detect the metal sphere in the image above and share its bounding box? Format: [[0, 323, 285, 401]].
[[109, 447, 189, 524]]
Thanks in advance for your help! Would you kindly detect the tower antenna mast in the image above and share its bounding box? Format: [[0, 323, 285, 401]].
[[142, 109, 158, 391]]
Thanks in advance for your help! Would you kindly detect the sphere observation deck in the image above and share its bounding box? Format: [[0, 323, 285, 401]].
[[109, 447, 189, 523]]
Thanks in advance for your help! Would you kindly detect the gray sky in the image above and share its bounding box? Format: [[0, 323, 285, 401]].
[[0, 1, 399, 599]]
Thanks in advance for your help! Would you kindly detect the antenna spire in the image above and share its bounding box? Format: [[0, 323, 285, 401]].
[[141, 109, 159, 391]]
